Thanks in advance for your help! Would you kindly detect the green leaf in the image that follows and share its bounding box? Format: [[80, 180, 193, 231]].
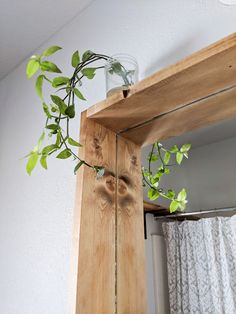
[[148, 188, 160, 201], [175, 188, 188, 211], [164, 168, 170, 174], [73, 88, 86, 100], [26, 59, 40, 78], [176, 152, 183, 164], [180, 143, 191, 153], [82, 67, 96, 79], [50, 104, 59, 113], [42, 46, 62, 57], [170, 200, 180, 213], [56, 149, 72, 159], [35, 75, 44, 99], [164, 151, 171, 164], [71, 50, 80, 67], [68, 137, 82, 147], [46, 124, 59, 131], [52, 76, 70, 88], [177, 188, 187, 202], [142, 168, 150, 178], [42, 144, 58, 155], [40, 61, 62, 73], [151, 178, 159, 188], [26, 152, 38, 175], [148, 153, 158, 162], [40, 155, 48, 170], [51, 95, 67, 114], [169, 145, 179, 153], [166, 189, 175, 199], [159, 166, 165, 173], [152, 172, 161, 181], [74, 161, 84, 174], [110, 61, 123, 75], [43, 102, 52, 118], [82, 50, 94, 61], [65, 105, 75, 118]]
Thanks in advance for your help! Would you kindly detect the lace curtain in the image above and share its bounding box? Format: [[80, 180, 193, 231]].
[[162, 216, 236, 314]]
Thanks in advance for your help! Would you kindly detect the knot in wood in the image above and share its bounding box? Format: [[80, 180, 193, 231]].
[[105, 176, 115, 192], [118, 180, 127, 195], [131, 155, 137, 166], [93, 137, 101, 150]]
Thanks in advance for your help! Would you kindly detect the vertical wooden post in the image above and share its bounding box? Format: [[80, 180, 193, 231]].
[[70, 112, 147, 313], [117, 136, 147, 314], [70, 112, 117, 314]]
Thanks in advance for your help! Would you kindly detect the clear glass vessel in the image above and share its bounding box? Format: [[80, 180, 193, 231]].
[[105, 54, 138, 97]]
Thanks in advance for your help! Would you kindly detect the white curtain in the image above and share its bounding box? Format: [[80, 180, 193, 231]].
[[162, 216, 236, 314]]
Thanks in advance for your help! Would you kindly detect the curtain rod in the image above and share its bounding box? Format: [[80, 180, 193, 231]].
[[154, 206, 236, 220]]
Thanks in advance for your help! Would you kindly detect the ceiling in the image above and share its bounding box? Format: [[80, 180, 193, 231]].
[[0, 0, 94, 80]]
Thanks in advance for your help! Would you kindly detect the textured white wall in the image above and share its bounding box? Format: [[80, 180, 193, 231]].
[[0, 1, 236, 313]]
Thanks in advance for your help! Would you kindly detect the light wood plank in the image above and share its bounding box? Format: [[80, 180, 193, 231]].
[[117, 136, 147, 314], [121, 85, 236, 146], [69, 112, 87, 314], [70, 112, 117, 314], [87, 32, 236, 133]]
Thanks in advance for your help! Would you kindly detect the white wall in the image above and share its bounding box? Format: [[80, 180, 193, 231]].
[[1, 1, 236, 313], [182, 136, 236, 211]]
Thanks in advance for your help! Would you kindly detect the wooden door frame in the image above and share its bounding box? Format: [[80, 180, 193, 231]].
[[70, 33, 236, 314]]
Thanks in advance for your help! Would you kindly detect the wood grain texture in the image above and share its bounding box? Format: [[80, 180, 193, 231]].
[[87, 32, 236, 133], [70, 112, 117, 314], [122, 85, 236, 146], [117, 136, 147, 314]]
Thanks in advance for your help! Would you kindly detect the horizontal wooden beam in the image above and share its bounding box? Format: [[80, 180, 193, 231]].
[[143, 201, 168, 213], [121, 85, 236, 146], [87, 32, 236, 137]]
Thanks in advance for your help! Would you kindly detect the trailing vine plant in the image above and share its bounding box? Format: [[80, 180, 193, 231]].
[[25, 46, 190, 212], [142, 142, 191, 212], [25, 46, 130, 177]]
